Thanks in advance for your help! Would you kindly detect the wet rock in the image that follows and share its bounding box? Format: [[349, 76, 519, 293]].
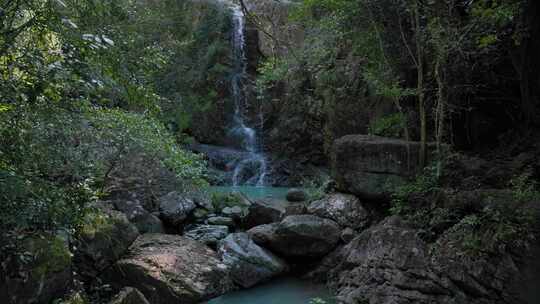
[[286, 188, 308, 202], [158, 191, 196, 226], [104, 234, 234, 304], [268, 215, 341, 258], [109, 287, 150, 304], [308, 193, 370, 230], [219, 233, 288, 288], [184, 225, 229, 246]]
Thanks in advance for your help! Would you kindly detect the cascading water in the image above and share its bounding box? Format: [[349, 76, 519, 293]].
[[228, 3, 267, 187]]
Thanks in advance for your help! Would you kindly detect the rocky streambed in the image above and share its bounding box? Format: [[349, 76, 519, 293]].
[[2, 135, 540, 304]]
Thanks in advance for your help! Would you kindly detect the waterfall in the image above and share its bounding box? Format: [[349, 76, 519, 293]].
[[228, 3, 267, 187]]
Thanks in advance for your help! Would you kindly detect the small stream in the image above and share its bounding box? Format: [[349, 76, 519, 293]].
[[206, 277, 336, 304]]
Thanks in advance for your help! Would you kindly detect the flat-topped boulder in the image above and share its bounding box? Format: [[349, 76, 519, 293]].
[[104, 234, 234, 304], [266, 215, 341, 258], [332, 135, 433, 200]]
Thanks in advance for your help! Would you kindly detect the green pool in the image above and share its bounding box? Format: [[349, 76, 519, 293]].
[[208, 186, 293, 201], [206, 277, 336, 304]]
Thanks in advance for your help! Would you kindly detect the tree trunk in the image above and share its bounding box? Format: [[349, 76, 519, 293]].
[[414, 2, 427, 168]]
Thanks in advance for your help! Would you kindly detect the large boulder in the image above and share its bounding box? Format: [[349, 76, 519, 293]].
[[114, 200, 164, 233], [184, 224, 229, 247], [104, 234, 234, 304], [219, 233, 288, 288], [0, 234, 72, 304], [158, 191, 196, 226], [327, 217, 457, 304], [244, 199, 286, 228], [307, 193, 370, 230], [75, 208, 139, 279], [267, 215, 341, 258], [332, 135, 432, 200], [324, 215, 536, 304]]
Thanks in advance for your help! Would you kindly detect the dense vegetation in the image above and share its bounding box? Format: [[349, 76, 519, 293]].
[[0, 0, 233, 234], [253, 0, 539, 159]]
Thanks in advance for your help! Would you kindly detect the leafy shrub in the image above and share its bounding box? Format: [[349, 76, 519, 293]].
[[0, 103, 207, 233], [369, 113, 406, 138]]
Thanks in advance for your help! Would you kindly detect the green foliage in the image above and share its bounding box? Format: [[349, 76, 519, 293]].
[[510, 172, 540, 202], [453, 201, 534, 256], [0, 103, 206, 233], [210, 192, 247, 211], [369, 113, 406, 138], [390, 165, 440, 216]]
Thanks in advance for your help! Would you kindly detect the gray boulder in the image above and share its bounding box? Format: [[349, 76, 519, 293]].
[[244, 199, 286, 228], [268, 215, 341, 258], [308, 193, 370, 230], [158, 191, 196, 226], [286, 188, 308, 202], [184, 225, 229, 246], [104, 234, 234, 304], [219, 233, 288, 288], [247, 223, 278, 246]]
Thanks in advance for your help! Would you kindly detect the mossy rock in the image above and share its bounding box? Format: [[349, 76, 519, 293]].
[[74, 208, 139, 279], [0, 234, 73, 304]]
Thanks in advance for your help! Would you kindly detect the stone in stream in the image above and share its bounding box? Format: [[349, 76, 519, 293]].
[[222, 206, 246, 220], [184, 224, 229, 246], [266, 215, 341, 258], [308, 193, 370, 230], [104, 234, 234, 304], [219, 233, 288, 288], [286, 188, 308, 202], [207, 216, 235, 227], [158, 191, 196, 226]]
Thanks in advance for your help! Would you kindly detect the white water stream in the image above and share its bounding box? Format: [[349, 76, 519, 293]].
[[228, 4, 267, 187]]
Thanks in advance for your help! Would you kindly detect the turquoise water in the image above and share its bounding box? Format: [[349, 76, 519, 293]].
[[206, 277, 336, 304], [209, 186, 292, 200]]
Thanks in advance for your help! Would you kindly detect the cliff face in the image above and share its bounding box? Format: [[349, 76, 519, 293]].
[[241, 0, 393, 165]]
